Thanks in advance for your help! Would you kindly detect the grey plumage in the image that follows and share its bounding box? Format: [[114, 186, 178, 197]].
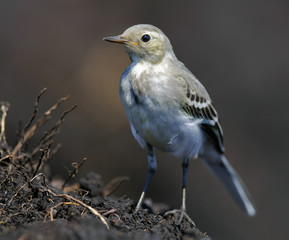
[[104, 24, 256, 220]]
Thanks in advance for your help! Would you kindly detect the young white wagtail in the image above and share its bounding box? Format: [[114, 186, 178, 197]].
[[104, 24, 256, 224]]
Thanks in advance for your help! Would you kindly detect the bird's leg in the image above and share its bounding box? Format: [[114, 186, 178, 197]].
[[135, 143, 156, 212], [165, 158, 195, 226], [180, 158, 188, 220]]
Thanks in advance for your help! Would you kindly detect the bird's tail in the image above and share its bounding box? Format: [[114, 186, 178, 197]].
[[200, 147, 256, 216]]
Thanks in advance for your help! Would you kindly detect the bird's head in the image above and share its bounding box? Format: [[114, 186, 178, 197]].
[[104, 24, 175, 64]]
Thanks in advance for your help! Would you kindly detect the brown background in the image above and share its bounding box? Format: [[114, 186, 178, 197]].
[[1, 1, 288, 239]]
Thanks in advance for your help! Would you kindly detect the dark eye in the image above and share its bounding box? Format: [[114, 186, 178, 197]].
[[141, 34, 151, 42]]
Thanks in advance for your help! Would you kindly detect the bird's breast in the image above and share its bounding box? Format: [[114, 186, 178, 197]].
[[119, 62, 203, 158]]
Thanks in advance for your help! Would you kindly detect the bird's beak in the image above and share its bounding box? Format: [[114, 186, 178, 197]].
[[103, 35, 138, 45]]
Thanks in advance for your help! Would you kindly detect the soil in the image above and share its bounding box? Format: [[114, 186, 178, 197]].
[[0, 96, 210, 240], [0, 168, 210, 240]]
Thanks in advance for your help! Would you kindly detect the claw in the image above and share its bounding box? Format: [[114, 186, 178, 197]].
[[164, 209, 196, 226], [164, 188, 196, 226]]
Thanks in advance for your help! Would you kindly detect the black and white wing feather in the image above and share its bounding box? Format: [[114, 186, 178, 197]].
[[181, 85, 225, 153]]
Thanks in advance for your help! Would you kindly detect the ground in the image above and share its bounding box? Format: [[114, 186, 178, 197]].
[[0, 93, 210, 240]]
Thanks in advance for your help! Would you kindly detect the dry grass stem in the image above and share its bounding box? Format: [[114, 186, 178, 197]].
[[62, 157, 87, 190], [12, 93, 72, 156]]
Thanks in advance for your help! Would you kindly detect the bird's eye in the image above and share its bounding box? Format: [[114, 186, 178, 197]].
[[141, 34, 151, 42]]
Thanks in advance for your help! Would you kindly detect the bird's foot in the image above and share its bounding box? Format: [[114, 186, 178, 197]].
[[164, 209, 196, 226]]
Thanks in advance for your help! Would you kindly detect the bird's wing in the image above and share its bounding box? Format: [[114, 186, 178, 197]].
[[176, 66, 256, 216], [180, 76, 225, 153]]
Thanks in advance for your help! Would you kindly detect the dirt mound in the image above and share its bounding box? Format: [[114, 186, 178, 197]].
[[0, 92, 210, 240]]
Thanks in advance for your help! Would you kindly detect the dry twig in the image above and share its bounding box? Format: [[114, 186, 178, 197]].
[[7, 173, 44, 205], [22, 88, 47, 134], [29, 173, 109, 229], [32, 104, 77, 157], [0, 102, 11, 155], [12, 95, 71, 155], [62, 157, 87, 190], [46, 188, 109, 229], [48, 202, 79, 221], [33, 141, 52, 176]]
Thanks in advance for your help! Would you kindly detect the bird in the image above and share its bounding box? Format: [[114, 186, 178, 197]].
[[103, 24, 256, 224]]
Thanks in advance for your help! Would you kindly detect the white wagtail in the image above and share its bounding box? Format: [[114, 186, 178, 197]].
[[104, 24, 256, 224]]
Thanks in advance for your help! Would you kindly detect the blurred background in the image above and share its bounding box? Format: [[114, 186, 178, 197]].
[[1, 1, 288, 239]]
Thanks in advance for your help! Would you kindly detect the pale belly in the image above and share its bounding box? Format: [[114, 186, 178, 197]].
[[124, 101, 203, 158], [129, 106, 177, 151]]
